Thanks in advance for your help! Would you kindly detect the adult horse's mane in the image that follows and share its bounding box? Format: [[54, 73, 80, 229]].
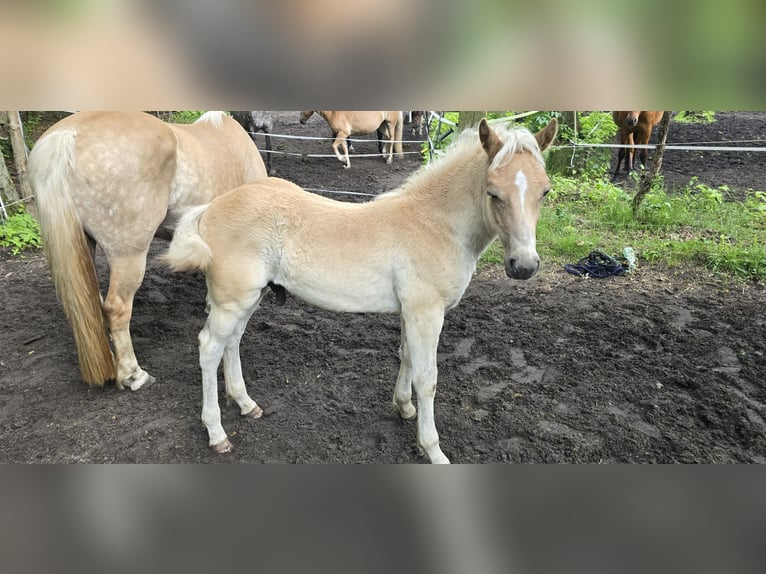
[[378, 122, 545, 202], [195, 111, 226, 128]]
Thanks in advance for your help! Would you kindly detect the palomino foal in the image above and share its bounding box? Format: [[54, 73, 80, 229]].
[[164, 118, 557, 462]]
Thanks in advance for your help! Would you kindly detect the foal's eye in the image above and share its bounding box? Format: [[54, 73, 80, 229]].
[[487, 189, 501, 202], [542, 187, 551, 197]]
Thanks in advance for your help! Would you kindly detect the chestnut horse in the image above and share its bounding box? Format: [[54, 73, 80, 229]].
[[28, 111, 267, 390], [299, 110, 404, 168], [611, 111, 664, 180], [162, 118, 558, 463]]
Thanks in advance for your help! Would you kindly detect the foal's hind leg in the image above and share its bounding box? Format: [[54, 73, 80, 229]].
[[393, 316, 416, 420], [198, 299, 258, 453], [103, 252, 154, 390], [222, 291, 266, 420]]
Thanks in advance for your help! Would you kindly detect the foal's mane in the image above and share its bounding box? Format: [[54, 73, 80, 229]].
[[378, 123, 544, 201]]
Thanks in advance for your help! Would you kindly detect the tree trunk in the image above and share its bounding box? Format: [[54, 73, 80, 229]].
[[457, 111, 485, 132], [6, 111, 33, 202], [632, 111, 672, 215], [0, 112, 22, 213]]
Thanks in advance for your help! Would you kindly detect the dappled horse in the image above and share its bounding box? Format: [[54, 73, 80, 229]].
[[299, 110, 404, 168], [231, 111, 275, 175], [410, 111, 426, 136], [28, 111, 267, 390], [612, 111, 664, 180], [163, 118, 558, 463]]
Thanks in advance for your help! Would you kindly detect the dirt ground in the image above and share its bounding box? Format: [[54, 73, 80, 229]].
[[1, 111, 764, 463]]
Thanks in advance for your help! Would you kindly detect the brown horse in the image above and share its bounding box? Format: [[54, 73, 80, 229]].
[[28, 111, 267, 390], [611, 111, 664, 180], [299, 110, 404, 168], [163, 118, 558, 463]]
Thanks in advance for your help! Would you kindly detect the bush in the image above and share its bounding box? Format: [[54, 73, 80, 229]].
[[0, 209, 42, 255]]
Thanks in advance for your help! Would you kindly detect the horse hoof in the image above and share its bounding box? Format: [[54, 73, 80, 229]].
[[126, 370, 156, 391], [397, 403, 417, 420], [212, 438, 233, 454], [245, 404, 263, 419]]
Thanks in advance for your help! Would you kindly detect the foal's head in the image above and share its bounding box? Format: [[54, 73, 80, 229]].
[[479, 118, 557, 280]]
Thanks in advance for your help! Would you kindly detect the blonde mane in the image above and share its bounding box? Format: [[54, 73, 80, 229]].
[[195, 111, 226, 128], [378, 122, 544, 201]]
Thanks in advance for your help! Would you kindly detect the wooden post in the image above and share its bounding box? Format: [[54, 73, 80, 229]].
[[632, 111, 671, 216]]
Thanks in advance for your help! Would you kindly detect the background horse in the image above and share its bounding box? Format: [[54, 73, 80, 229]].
[[163, 117, 558, 463], [409, 111, 426, 136], [611, 111, 665, 180], [299, 110, 404, 168], [29, 111, 267, 390], [230, 111, 275, 175]]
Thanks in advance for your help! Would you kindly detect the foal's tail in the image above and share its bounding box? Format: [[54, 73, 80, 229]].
[[161, 205, 213, 273], [28, 129, 116, 385], [394, 111, 404, 157]]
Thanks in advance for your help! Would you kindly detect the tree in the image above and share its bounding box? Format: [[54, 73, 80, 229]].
[[0, 112, 22, 213], [632, 111, 672, 215]]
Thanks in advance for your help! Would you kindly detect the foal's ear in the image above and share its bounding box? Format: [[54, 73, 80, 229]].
[[534, 118, 558, 152], [479, 118, 503, 162]]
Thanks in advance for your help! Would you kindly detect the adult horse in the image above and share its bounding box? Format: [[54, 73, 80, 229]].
[[28, 111, 267, 390], [163, 117, 558, 463], [230, 111, 274, 175], [611, 111, 664, 180], [299, 110, 404, 168]]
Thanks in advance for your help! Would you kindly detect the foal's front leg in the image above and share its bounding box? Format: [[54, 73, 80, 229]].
[[402, 308, 449, 464]]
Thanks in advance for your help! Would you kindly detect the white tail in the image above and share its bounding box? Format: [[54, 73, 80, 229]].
[[161, 204, 213, 272], [29, 129, 116, 385]]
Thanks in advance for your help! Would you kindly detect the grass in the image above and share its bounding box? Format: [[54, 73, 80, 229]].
[[479, 174, 766, 281]]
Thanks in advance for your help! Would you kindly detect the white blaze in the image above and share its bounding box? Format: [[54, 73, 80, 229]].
[[515, 169, 527, 214]]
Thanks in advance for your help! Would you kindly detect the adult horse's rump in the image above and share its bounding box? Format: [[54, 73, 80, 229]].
[[163, 117, 558, 463], [29, 111, 267, 389]]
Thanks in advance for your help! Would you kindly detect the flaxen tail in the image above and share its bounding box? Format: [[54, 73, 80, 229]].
[[28, 129, 116, 385], [160, 205, 213, 273], [394, 111, 404, 156]]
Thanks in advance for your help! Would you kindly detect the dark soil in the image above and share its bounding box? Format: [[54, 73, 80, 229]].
[[1, 111, 764, 463]]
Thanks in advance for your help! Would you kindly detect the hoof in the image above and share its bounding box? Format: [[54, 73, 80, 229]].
[[245, 404, 263, 419], [212, 438, 233, 454], [123, 370, 156, 391], [396, 402, 417, 420]]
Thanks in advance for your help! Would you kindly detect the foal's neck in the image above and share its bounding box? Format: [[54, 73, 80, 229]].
[[405, 147, 497, 258]]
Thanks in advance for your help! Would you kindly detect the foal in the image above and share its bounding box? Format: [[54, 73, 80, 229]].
[[164, 118, 557, 463]]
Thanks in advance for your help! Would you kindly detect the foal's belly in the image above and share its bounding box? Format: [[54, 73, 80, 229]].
[[277, 270, 401, 314]]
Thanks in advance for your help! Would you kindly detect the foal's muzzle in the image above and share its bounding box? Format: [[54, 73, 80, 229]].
[[505, 256, 540, 280]]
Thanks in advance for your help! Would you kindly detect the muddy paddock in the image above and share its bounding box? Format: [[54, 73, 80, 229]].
[[1, 111, 764, 463]]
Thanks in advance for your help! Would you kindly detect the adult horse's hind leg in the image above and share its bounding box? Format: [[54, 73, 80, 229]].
[[332, 130, 351, 168], [402, 306, 449, 464], [103, 251, 154, 391]]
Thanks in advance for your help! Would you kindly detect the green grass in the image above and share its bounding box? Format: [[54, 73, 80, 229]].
[[0, 209, 42, 255], [480, 175, 766, 281]]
